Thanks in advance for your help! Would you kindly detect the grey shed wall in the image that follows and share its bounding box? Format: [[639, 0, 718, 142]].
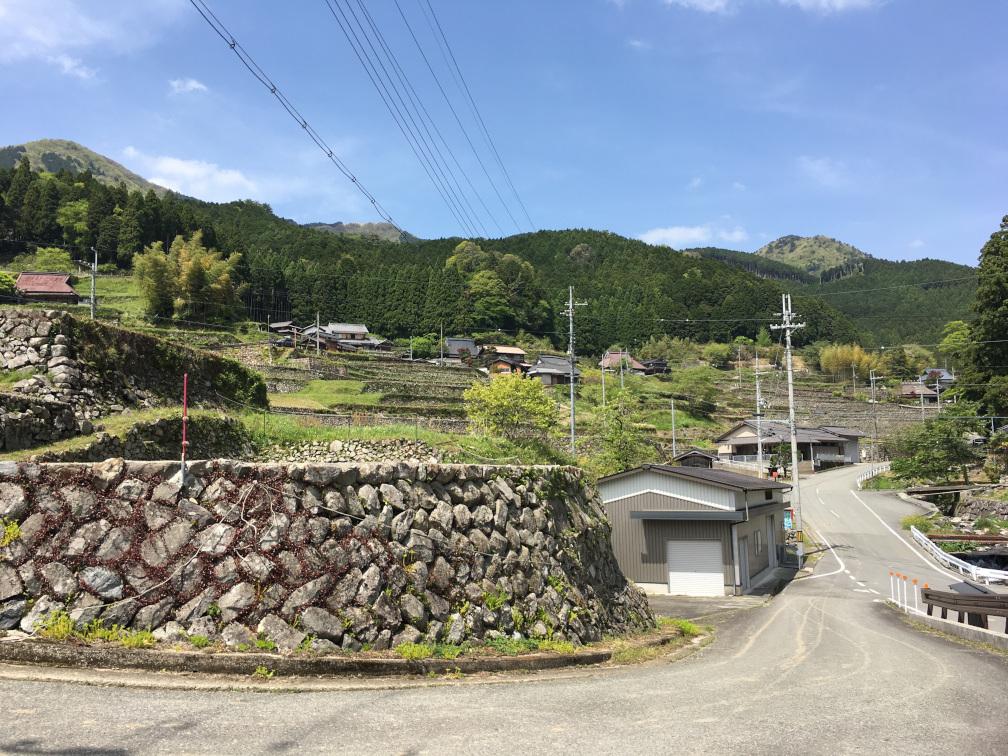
[[604, 494, 734, 594]]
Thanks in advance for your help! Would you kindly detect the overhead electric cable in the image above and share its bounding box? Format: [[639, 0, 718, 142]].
[[323, 0, 476, 237], [348, 0, 490, 237], [187, 0, 405, 238], [416, 0, 535, 232]]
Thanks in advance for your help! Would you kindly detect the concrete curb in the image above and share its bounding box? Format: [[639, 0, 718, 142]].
[[885, 602, 1008, 654], [0, 639, 610, 677], [0, 630, 682, 681]]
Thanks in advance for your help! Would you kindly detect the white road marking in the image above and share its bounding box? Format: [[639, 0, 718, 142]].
[[849, 489, 960, 581], [808, 525, 846, 578], [844, 570, 850, 574], [854, 589, 872, 593], [856, 581, 866, 587], [830, 509, 840, 519], [869, 589, 880, 595]]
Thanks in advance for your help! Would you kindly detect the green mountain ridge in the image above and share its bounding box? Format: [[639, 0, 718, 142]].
[[307, 220, 419, 243], [0, 139, 166, 195]]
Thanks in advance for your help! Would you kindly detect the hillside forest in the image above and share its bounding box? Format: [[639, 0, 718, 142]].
[[0, 155, 972, 359]]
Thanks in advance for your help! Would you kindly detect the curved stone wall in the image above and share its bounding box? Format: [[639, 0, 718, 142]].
[[0, 460, 653, 651]]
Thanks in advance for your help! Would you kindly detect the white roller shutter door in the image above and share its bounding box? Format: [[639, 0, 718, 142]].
[[667, 540, 725, 596]]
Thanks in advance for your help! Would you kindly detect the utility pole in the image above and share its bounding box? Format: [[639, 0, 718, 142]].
[[601, 364, 607, 426], [564, 286, 586, 455], [440, 324, 443, 365], [869, 369, 881, 463], [771, 293, 805, 568], [754, 352, 772, 479], [620, 350, 625, 389], [670, 397, 677, 458], [410, 335, 413, 361], [851, 363, 857, 396], [738, 345, 743, 389], [316, 312, 320, 356], [90, 247, 97, 320]]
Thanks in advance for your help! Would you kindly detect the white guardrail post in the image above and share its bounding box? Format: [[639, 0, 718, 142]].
[[909, 525, 1008, 584]]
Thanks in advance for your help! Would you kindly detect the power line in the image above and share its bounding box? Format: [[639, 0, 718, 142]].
[[187, 0, 404, 237], [415, 0, 535, 233]]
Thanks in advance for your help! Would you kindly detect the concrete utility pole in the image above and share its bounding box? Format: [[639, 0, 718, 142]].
[[738, 345, 743, 389], [772, 293, 805, 568], [601, 364, 607, 426], [90, 248, 97, 320], [564, 286, 586, 455], [440, 324, 443, 365], [869, 369, 882, 463], [316, 313, 320, 356], [670, 397, 677, 458], [851, 363, 857, 396], [754, 352, 772, 479]]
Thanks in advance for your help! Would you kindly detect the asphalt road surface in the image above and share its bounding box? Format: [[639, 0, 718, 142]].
[[3, 465, 1008, 755]]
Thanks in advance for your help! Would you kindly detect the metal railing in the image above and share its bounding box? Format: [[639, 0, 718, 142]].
[[909, 525, 1008, 584], [856, 463, 890, 490]]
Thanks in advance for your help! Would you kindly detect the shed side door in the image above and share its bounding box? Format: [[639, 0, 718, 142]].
[[667, 540, 725, 597]]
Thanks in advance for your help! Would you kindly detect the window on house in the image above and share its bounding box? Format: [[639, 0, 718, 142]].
[[755, 529, 762, 555], [765, 490, 773, 501]]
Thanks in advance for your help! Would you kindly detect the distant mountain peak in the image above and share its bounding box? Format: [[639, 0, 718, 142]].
[[0, 138, 167, 195], [754, 234, 869, 274]]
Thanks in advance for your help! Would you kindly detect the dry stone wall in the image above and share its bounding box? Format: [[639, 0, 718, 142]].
[[0, 308, 267, 429], [0, 460, 653, 651], [0, 393, 81, 452]]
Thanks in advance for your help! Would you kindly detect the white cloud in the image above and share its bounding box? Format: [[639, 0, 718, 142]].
[[661, 0, 882, 13], [628, 39, 652, 50], [664, 0, 732, 12], [49, 54, 95, 80], [0, 1, 185, 64], [687, 176, 703, 189], [733, 181, 746, 191], [170, 78, 208, 95], [639, 223, 749, 248], [797, 155, 848, 189], [122, 146, 256, 202], [719, 226, 749, 243], [908, 239, 925, 248], [781, 0, 882, 11]]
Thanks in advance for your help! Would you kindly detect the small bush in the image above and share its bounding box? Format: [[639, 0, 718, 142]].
[[432, 643, 466, 660], [395, 642, 433, 660], [190, 635, 211, 648], [0, 518, 20, 547], [38, 611, 77, 640], [900, 514, 934, 533], [974, 516, 1008, 533], [537, 639, 576, 654], [485, 636, 539, 655], [255, 638, 277, 651], [120, 629, 156, 649]]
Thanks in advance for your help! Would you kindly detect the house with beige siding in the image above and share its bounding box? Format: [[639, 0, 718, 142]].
[[598, 465, 791, 597]]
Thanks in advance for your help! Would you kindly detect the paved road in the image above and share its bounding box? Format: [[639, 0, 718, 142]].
[[3, 465, 1008, 755]]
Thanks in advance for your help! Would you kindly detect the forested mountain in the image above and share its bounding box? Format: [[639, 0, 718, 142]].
[[0, 154, 858, 354], [0, 140, 165, 195], [795, 257, 977, 347], [683, 242, 976, 346], [307, 221, 417, 243], [755, 234, 868, 274]]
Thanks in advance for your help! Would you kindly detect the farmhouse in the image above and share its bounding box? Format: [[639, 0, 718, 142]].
[[527, 354, 581, 386], [14, 272, 80, 305], [598, 465, 791, 596], [715, 420, 862, 473]]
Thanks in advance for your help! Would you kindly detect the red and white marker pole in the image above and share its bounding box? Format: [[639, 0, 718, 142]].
[[181, 373, 189, 485]]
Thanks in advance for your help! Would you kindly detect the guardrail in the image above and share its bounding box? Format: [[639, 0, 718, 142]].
[[856, 463, 890, 490], [921, 587, 1008, 632], [909, 525, 1008, 584]]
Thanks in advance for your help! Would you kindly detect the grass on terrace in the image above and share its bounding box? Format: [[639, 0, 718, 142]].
[[267, 379, 383, 410]]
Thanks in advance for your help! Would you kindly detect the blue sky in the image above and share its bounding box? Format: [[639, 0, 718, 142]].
[[1, 0, 1004, 267]]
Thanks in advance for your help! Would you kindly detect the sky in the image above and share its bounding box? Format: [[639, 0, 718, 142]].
[[1, 0, 1005, 267]]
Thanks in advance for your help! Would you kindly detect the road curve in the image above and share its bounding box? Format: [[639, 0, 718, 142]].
[[2, 465, 1007, 755]]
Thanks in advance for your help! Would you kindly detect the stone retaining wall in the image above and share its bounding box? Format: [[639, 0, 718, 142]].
[[0, 460, 653, 652], [28, 417, 252, 464], [0, 392, 82, 451]]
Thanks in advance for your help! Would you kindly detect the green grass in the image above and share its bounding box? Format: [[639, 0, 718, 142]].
[[657, 617, 701, 637], [269, 379, 382, 410], [394, 642, 433, 660], [864, 474, 900, 490], [94, 276, 144, 316], [973, 516, 1008, 532], [189, 635, 211, 648], [900, 514, 954, 534]]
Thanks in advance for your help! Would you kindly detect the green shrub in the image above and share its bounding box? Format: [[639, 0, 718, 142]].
[[901, 514, 935, 533], [538, 639, 576, 654], [120, 629, 156, 648], [0, 517, 20, 547], [190, 635, 211, 648], [395, 642, 433, 660], [37, 610, 77, 640], [974, 516, 1008, 533]]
